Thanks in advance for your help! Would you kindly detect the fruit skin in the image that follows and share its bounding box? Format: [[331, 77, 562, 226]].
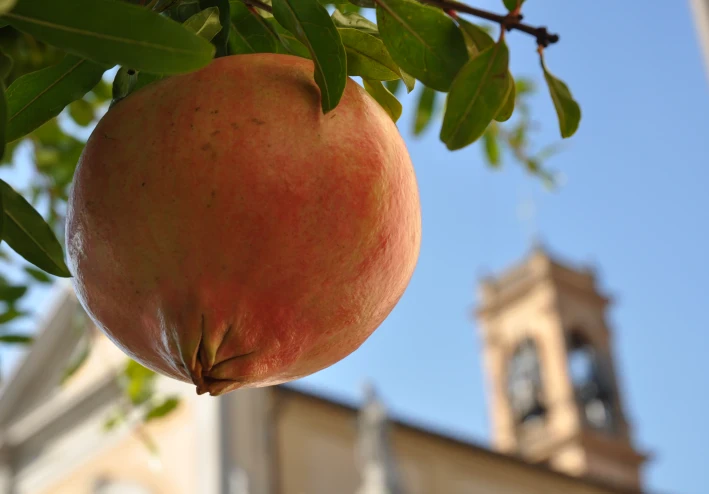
[[66, 54, 421, 396]]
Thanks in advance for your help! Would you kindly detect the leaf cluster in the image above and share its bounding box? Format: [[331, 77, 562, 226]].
[[0, 0, 580, 283]]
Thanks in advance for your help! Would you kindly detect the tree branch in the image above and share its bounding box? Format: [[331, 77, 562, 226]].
[[237, 0, 557, 47], [418, 0, 559, 47]]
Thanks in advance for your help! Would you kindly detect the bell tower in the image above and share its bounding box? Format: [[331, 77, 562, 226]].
[[476, 246, 648, 491]]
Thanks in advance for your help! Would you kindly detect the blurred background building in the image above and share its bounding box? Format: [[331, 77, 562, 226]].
[[0, 248, 652, 494], [691, 0, 709, 79]]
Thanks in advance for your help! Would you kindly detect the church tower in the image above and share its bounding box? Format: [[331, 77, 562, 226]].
[[476, 246, 648, 491]]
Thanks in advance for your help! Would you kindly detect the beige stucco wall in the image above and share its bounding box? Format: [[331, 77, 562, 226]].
[[274, 389, 625, 494], [34, 395, 199, 494], [58, 326, 129, 404]]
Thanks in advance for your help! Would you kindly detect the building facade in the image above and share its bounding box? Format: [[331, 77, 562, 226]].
[[0, 249, 652, 494]]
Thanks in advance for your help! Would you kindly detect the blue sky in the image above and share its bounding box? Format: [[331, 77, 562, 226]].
[[1, 2, 708, 493]]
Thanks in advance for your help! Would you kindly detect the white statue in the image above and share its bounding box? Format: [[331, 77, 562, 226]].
[[355, 382, 404, 494]]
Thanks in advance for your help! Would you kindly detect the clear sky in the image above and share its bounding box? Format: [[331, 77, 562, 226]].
[[1, 2, 708, 494]]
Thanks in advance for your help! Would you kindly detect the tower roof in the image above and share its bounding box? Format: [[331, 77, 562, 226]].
[[476, 245, 610, 318]]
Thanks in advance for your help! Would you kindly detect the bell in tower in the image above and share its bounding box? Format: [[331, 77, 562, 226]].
[[475, 246, 648, 491]]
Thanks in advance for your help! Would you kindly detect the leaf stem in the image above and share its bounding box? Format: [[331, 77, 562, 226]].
[[417, 0, 559, 47], [242, 0, 273, 13]]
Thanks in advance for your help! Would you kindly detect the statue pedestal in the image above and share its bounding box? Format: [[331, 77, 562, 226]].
[[357, 465, 398, 494]]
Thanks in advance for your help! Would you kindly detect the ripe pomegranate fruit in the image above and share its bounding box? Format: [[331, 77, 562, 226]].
[[66, 54, 421, 396]]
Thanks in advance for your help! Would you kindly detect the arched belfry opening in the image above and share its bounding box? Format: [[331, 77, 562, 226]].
[[506, 337, 547, 427], [566, 330, 617, 434]]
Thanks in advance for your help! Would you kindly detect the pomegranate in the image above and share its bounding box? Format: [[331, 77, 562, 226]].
[[66, 54, 421, 396]]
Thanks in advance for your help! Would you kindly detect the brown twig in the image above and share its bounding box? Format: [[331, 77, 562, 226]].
[[236, 0, 556, 46], [419, 0, 559, 47]]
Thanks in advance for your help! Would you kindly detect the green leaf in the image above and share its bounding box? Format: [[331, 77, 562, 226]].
[[457, 18, 493, 57], [495, 71, 514, 122], [440, 41, 510, 151], [503, 0, 523, 11], [24, 265, 52, 283], [123, 359, 157, 406], [167, 0, 203, 22], [90, 80, 113, 102], [339, 28, 399, 81], [272, 0, 348, 113], [5, 55, 106, 143], [28, 120, 85, 189], [385, 78, 401, 95], [483, 125, 500, 166], [0, 333, 33, 345], [2, 0, 215, 74], [348, 0, 374, 7], [535, 142, 562, 162], [363, 79, 401, 122], [458, 18, 514, 124], [144, 397, 180, 422], [376, 0, 468, 92], [0, 309, 27, 324], [0, 50, 7, 162], [413, 85, 436, 135], [515, 77, 534, 96], [184, 6, 224, 42], [264, 18, 311, 58], [229, 1, 280, 54], [541, 56, 580, 138], [508, 121, 526, 149], [1, 139, 18, 166], [0, 83, 6, 162], [68, 98, 95, 126], [400, 69, 415, 92], [0, 284, 27, 303], [0, 179, 70, 277], [199, 0, 230, 55], [0, 49, 13, 81], [331, 9, 378, 36], [127, 380, 152, 405], [0, 0, 16, 15], [125, 359, 156, 381], [526, 157, 539, 172]]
